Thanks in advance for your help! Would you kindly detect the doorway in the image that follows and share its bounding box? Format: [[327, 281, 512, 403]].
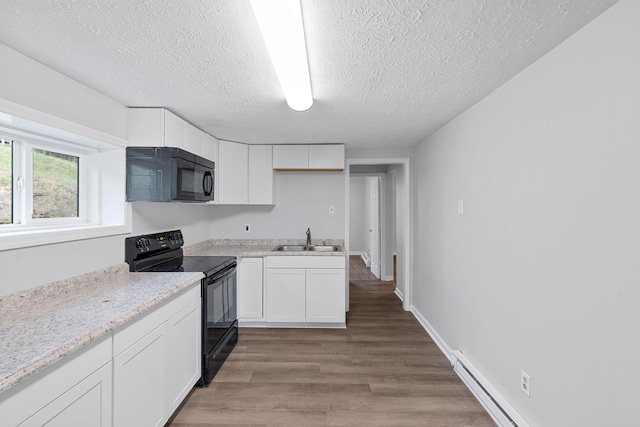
[[349, 174, 383, 280], [345, 158, 412, 312]]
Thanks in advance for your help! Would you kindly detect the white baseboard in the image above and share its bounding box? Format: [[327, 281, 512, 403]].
[[394, 287, 404, 302], [410, 307, 530, 427], [382, 275, 394, 281], [410, 306, 455, 364], [349, 251, 363, 256]]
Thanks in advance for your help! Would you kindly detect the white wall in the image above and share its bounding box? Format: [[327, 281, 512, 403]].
[[349, 176, 368, 252], [412, 1, 639, 425], [0, 44, 127, 139], [210, 172, 345, 240], [131, 203, 213, 246], [0, 44, 128, 295]]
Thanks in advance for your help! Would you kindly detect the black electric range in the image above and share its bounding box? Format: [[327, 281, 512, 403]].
[[125, 230, 238, 385]]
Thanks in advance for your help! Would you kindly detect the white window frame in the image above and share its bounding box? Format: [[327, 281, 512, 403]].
[[2, 132, 91, 229], [0, 99, 131, 251]]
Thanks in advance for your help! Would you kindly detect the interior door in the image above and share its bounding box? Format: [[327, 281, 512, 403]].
[[369, 177, 381, 279]]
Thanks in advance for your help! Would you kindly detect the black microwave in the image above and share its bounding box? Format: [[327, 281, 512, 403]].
[[126, 147, 214, 202]]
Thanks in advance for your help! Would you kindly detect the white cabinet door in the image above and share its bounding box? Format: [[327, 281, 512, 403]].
[[272, 145, 308, 169], [218, 140, 248, 204], [127, 108, 164, 147], [185, 126, 205, 158], [165, 299, 201, 417], [164, 110, 187, 151], [248, 145, 274, 205], [238, 257, 264, 320], [273, 144, 345, 170], [0, 336, 112, 427], [266, 268, 306, 322], [305, 269, 346, 323], [113, 326, 166, 427], [203, 134, 218, 163], [19, 362, 112, 427], [308, 145, 344, 170], [127, 107, 210, 159]]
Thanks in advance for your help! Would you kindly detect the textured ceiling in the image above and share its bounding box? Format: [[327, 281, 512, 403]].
[[0, 0, 618, 149]]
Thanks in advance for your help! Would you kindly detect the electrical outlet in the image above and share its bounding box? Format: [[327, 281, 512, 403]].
[[457, 199, 464, 215], [244, 224, 250, 233], [521, 370, 531, 397]]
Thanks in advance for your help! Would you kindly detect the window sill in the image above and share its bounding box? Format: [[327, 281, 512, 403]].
[[0, 223, 132, 252]]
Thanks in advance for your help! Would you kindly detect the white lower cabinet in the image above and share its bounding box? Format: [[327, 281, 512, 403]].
[[266, 268, 306, 322], [0, 283, 201, 427], [20, 362, 112, 427], [0, 336, 112, 427], [113, 284, 201, 427], [265, 256, 346, 326], [305, 269, 346, 323], [113, 326, 165, 427], [237, 257, 265, 321], [165, 299, 202, 415]]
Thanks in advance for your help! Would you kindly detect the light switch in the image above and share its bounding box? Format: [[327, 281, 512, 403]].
[[329, 205, 335, 215], [457, 200, 464, 215]]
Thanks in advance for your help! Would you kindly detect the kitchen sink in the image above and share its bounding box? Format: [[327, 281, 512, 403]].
[[271, 245, 307, 251], [272, 244, 341, 252], [305, 245, 341, 252]]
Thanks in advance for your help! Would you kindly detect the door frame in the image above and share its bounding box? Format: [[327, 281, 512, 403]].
[[349, 172, 386, 278], [345, 158, 412, 312]]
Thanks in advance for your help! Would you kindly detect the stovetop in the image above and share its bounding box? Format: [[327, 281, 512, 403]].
[[125, 230, 235, 276], [180, 256, 236, 276]]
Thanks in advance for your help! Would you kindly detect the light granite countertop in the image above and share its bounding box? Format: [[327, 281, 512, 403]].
[[0, 263, 203, 394], [0, 238, 343, 395], [184, 239, 346, 257]]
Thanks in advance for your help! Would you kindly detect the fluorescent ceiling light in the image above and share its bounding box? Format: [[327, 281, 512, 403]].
[[250, 0, 313, 112]]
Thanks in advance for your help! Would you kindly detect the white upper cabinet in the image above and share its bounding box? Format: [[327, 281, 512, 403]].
[[164, 110, 187, 150], [218, 140, 249, 204], [272, 145, 309, 169], [185, 124, 205, 157], [248, 145, 274, 205], [218, 141, 275, 205], [127, 108, 215, 161], [272, 144, 344, 170], [309, 145, 345, 169], [203, 134, 218, 163]]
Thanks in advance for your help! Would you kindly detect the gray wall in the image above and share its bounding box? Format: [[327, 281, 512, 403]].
[[0, 44, 127, 295], [411, 1, 639, 425], [210, 172, 345, 240], [131, 203, 214, 245], [0, 44, 219, 295]]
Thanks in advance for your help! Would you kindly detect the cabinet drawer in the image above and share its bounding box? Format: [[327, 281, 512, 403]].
[[113, 283, 200, 356], [266, 256, 345, 269]]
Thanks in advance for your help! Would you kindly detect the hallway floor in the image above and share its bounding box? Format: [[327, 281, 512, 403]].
[[167, 257, 494, 426]]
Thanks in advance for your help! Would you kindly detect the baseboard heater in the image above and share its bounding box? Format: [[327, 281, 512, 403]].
[[360, 250, 371, 267], [452, 351, 530, 427]]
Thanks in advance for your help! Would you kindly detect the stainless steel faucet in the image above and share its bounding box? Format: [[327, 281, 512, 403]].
[[306, 228, 311, 245]]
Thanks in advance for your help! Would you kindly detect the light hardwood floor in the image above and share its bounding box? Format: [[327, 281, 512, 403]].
[[167, 256, 495, 427]]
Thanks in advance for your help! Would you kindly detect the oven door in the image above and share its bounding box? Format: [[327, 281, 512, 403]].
[[201, 262, 237, 384], [173, 157, 214, 202]]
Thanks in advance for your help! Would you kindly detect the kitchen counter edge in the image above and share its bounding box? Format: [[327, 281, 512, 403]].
[[0, 263, 204, 394]]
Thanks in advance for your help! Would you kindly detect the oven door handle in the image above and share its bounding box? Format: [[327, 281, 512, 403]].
[[209, 263, 237, 282]]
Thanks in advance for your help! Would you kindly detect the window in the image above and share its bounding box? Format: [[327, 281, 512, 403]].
[[1, 131, 88, 229], [0, 138, 11, 224], [0, 100, 130, 251]]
